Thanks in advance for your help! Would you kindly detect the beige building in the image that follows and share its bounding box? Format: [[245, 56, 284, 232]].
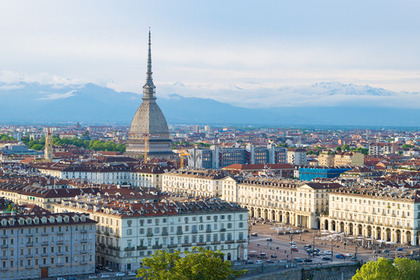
[[318, 152, 335, 167], [321, 184, 420, 246], [53, 197, 248, 272], [334, 152, 364, 167], [222, 177, 340, 229], [161, 169, 228, 197]]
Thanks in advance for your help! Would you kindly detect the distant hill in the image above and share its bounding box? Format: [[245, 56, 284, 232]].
[[1, 81, 419, 126]]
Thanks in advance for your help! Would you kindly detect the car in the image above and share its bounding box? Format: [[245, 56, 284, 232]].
[[351, 257, 358, 262], [271, 254, 277, 258], [256, 260, 264, 264], [324, 250, 332, 255], [101, 275, 110, 278], [335, 254, 344, 259], [397, 247, 403, 251], [127, 272, 136, 276], [116, 272, 125, 277], [232, 262, 241, 266], [292, 248, 298, 252], [104, 267, 113, 272], [265, 260, 274, 263], [266, 238, 273, 242], [322, 257, 331, 261], [68, 277, 77, 280], [304, 244, 312, 248], [383, 249, 389, 253], [251, 233, 258, 237], [343, 253, 353, 257], [246, 260, 254, 264], [57, 278, 66, 280], [88, 276, 98, 279], [289, 241, 296, 245], [304, 259, 313, 263], [291, 245, 298, 249], [294, 258, 303, 263]]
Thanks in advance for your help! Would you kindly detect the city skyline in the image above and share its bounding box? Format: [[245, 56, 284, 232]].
[[1, 1, 420, 109]]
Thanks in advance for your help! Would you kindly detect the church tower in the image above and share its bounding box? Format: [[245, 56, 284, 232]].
[[44, 129, 53, 162], [125, 30, 172, 157]]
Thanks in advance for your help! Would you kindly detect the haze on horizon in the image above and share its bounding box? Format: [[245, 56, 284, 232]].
[[1, 0, 420, 108]]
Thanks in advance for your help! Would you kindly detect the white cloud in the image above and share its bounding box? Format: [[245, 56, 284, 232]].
[[38, 90, 77, 100]]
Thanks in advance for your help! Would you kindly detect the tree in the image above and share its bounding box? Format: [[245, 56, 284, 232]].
[[393, 258, 420, 280], [342, 144, 350, 151], [336, 146, 342, 152], [137, 247, 246, 280], [352, 258, 420, 280], [352, 258, 397, 280]]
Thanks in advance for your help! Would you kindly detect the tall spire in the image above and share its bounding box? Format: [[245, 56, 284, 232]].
[[143, 28, 156, 100]]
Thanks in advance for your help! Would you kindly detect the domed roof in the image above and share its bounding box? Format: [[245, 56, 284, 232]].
[[129, 100, 169, 138]]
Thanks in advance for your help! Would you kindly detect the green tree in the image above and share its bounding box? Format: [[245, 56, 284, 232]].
[[336, 146, 342, 152], [342, 144, 350, 151], [352, 258, 420, 280], [137, 247, 246, 280], [393, 258, 420, 280]]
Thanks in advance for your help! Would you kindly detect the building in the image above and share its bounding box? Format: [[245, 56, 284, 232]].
[[33, 162, 170, 188], [222, 177, 340, 229], [161, 169, 229, 197], [44, 129, 53, 162], [222, 163, 293, 178], [187, 145, 287, 169], [54, 197, 248, 272], [125, 31, 172, 157], [0, 212, 96, 279], [334, 152, 364, 167], [318, 152, 335, 167], [299, 166, 352, 181], [321, 184, 420, 246], [287, 148, 307, 166], [369, 143, 397, 156]]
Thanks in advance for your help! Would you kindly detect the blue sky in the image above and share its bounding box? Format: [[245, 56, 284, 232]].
[[1, 0, 420, 107]]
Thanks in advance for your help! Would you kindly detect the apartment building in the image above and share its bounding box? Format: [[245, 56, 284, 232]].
[[222, 177, 340, 229], [53, 197, 248, 272], [321, 184, 420, 245], [0, 213, 96, 279], [369, 143, 397, 156], [334, 152, 364, 167], [33, 162, 170, 188], [287, 148, 307, 166], [161, 169, 229, 197]]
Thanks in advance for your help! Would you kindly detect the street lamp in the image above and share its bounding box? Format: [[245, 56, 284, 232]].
[[331, 239, 334, 262]]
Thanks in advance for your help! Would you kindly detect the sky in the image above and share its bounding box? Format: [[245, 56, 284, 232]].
[[1, 0, 420, 107]]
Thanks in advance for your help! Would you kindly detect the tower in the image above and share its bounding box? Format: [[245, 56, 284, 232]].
[[44, 129, 53, 162], [125, 30, 172, 157]]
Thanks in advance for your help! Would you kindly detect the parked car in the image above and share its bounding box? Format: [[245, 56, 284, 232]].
[[101, 275, 110, 278], [251, 232, 258, 237], [343, 253, 353, 257], [304, 259, 313, 263], [292, 248, 299, 252], [232, 262, 241, 266], [68, 277, 77, 280], [271, 254, 277, 258], [397, 247, 403, 251], [88, 276, 98, 279], [383, 249, 389, 253], [289, 241, 296, 245], [256, 260, 264, 264], [116, 272, 125, 277], [127, 272, 136, 276], [322, 257, 331, 261], [324, 250, 332, 255], [266, 238, 273, 242], [304, 244, 312, 249], [266, 260, 274, 263], [335, 254, 344, 259], [294, 258, 303, 263], [246, 260, 254, 264]]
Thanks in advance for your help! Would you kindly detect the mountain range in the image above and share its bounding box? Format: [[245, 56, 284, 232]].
[[1, 81, 419, 127]]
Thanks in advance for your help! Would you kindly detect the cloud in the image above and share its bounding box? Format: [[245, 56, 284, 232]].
[[38, 90, 77, 100]]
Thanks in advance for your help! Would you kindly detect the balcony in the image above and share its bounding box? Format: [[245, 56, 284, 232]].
[[162, 232, 168, 236], [191, 229, 198, 234], [56, 263, 64, 267], [225, 240, 234, 244], [176, 231, 183, 235], [56, 240, 64, 245], [81, 229, 88, 234], [220, 228, 226, 232], [80, 239, 88, 243], [181, 243, 192, 247], [137, 245, 147, 250], [196, 242, 206, 246], [146, 233, 153, 237], [167, 244, 177, 249], [211, 241, 221, 245], [0, 244, 8, 249], [152, 244, 163, 249], [124, 247, 135, 252], [57, 232, 64, 236], [237, 239, 247, 243], [206, 229, 212, 233]]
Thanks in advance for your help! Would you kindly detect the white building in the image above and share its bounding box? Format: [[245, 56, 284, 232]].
[[287, 148, 307, 166], [0, 213, 96, 279], [321, 184, 420, 246], [53, 197, 248, 273], [161, 169, 229, 197]]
